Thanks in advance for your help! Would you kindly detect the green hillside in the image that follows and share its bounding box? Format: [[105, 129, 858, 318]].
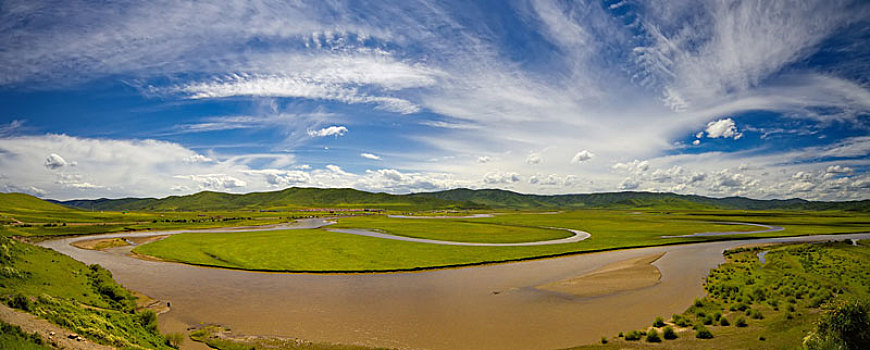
[[0, 193, 75, 212], [39, 187, 870, 212], [55, 187, 482, 211]]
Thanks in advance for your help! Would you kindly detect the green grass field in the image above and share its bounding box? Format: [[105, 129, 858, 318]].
[[575, 240, 870, 349], [0, 234, 175, 349], [328, 216, 573, 243], [133, 210, 870, 272]]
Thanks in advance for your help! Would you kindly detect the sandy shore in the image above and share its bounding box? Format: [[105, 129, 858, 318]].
[[537, 252, 665, 298]]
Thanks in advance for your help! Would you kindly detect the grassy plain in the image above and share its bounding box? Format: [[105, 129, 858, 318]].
[[0, 234, 175, 349], [134, 210, 870, 272], [575, 240, 870, 349], [328, 216, 573, 243]]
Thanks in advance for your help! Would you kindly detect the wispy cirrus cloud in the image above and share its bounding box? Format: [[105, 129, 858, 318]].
[[1, 0, 869, 200]]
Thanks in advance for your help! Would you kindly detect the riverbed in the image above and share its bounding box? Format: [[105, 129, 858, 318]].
[[37, 223, 870, 350]]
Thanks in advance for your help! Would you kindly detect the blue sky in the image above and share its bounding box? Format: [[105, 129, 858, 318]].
[[1, 0, 869, 201]]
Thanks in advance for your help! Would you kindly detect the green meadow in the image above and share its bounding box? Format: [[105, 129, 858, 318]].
[[0, 234, 177, 349], [133, 210, 870, 272], [577, 240, 870, 350]]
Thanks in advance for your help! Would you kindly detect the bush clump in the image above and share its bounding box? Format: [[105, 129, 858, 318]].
[[624, 330, 643, 341], [719, 316, 730, 326], [646, 329, 661, 342], [653, 316, 665, 327], [662, 326, 678, 340], [804, 299, 870, 350], [735, 316, 748, 327], [695, 326, 714, 339]]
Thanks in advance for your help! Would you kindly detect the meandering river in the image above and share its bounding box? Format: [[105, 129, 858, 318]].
[[37, 221, 870, 350]]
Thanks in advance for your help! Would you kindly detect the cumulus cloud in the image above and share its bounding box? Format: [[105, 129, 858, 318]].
[[360, 153, 381, 160], [307, 126, 348, 137], [526, 152, 542, 165], [704, 118, 743, 139], [619, 178, 640, 190], [826, 165, 854, 175], [571, 150, 594, 164], [613, 160, 649, 173], [483, 171, 520, 184], [244, 169, 311, 187], [44, 153, 72, 170], [174, 174, 247, 189], [529, 173, 562, 186], [477, 156, 491, 163]]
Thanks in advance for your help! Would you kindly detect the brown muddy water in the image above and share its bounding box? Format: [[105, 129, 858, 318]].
[[38, 223, 870, 350]]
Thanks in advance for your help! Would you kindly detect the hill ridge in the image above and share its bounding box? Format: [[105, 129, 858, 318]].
[[29, 187, 870, 212]]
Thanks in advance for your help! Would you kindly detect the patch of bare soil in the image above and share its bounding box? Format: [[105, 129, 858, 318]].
[[71, 237, 129, 250], [537, 252, 666, 298], [0, 304, 114, 350]]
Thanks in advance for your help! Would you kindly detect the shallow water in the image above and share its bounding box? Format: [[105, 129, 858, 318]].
[[38, 225, 870, 350]]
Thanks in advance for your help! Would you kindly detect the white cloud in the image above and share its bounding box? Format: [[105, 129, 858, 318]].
[[0, 120, 25, 137], [571, 150, 594, 164], [692, 140, 700, 146], [483, 171, 520, 185], [360, 153, 381, 160], [173, 174, 247, 189], [526, 152, 542, 165], [44, 153, 71, 170], [172, 51, 439, 114], [477, 156, 491, 163], [307, 126, 348, 137], [826, 165, 854, 175], [244, 169, 311, 187], [529, 173, 562, 186], [619, 178, 640, 190], [704, 118, 743, 139], [613, 160, 649, 173]]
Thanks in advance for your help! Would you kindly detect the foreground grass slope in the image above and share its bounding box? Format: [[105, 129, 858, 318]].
[[0, 234, 176, 349], [134, 210, 870, 272], [576, 240, 870, 349]]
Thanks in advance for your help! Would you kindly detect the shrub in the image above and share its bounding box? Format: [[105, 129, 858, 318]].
[[695, 326, 714, 339], [719, 316, 730, 326], [653, 316, 665, 327], [804, 299, 870, 350], [165, 333, 185, 348], [672, 314, 691, 327], [751, 309, 764, 319], [646, 329, 661, 343], [138, 310, 159, 333], [735, 317, 748, 327], [624, 330, 643, 341], [703, 315, 713, 325], [662, 326, 677, 340], [8, 294, 32, 312], [600, 336, 607, 344]]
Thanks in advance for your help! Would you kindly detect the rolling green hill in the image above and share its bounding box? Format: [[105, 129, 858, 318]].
[[0, 192, 76, 212], [27, 187, 870, 212], [54, 187, 482, 211]]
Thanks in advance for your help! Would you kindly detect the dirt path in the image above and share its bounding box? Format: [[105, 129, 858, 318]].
[[0, 304, 115, 350]]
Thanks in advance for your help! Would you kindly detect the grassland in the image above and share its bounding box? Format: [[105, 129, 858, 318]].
[[134, 210, 870, 272], [0, 234, 177, 349], [328, 216, 573, 243], [574, 240, 870, 349]]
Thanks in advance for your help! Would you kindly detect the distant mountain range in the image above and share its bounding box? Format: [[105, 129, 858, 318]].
[[39, 187, 870, 212]]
